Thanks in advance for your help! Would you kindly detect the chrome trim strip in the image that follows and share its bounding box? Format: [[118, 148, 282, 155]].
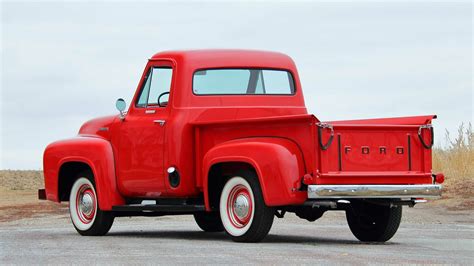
[[308, 184, 442, 199]]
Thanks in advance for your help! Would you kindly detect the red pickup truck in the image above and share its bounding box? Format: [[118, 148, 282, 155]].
[[41, 49, 443, 243]]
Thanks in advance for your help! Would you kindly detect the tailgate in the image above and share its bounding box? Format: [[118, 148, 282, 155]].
[[316, 116, 435, 185]]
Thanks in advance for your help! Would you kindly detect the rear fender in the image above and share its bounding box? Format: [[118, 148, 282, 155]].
[[43, 137, 125, 210], [202, 137, 307, 211]]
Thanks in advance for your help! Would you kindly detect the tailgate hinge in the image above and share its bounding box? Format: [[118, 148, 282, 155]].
[[317, 123, 334, 150]]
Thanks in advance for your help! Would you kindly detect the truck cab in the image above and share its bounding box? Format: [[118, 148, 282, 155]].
[[42, 50, 443, 242]]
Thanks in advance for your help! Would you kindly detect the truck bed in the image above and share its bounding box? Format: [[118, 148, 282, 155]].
[[316, 115, 436, 185]]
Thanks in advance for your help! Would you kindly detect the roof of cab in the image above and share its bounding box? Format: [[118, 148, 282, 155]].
[[150, 49, 297, 70]]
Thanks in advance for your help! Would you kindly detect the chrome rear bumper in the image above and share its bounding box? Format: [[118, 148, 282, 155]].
[[308, 184, 442, 199]]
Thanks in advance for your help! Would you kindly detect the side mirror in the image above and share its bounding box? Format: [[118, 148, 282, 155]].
[[115, 98, 126, 120]]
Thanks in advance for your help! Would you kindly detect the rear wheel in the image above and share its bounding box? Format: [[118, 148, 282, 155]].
[[346, 201, 402, 242], [69, 176, 114, 236], [193, 212, 224, 232], [219, 172, 275, 242]]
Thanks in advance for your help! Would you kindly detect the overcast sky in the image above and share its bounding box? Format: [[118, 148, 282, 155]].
[[1, 1, 472, 169]]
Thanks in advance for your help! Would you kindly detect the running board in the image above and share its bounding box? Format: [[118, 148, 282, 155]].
[[112, 204, 205, 213]]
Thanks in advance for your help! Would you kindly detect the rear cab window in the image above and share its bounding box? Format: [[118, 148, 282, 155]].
[[193, 69, 295, 95]]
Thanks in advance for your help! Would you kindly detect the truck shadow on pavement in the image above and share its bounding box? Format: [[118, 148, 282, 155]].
[[106, 230, 398, 245]]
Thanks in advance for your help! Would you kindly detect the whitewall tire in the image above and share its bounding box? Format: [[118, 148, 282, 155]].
[[219, 172, 275, 242], [69, 176, 114, 236], [70, 177, 97, 231], [220, 177, 255, 237]]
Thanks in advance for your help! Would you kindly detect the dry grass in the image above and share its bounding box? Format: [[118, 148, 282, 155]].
[[0, 172, 64, 222], [432, 123, 474, 210], [0, 170, 44, 191]]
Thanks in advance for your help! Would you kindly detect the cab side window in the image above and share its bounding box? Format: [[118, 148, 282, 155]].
[[136, 67, 173, 107]]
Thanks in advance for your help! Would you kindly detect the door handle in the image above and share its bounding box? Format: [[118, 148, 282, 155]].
[[153, 120, 166, 126]]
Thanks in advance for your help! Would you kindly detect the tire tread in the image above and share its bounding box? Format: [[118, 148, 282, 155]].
[[193, 212, 224, 232], [346, 203, 402, 242]]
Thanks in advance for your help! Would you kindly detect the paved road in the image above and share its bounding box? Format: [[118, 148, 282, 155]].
[[0, 207, 473, 264]]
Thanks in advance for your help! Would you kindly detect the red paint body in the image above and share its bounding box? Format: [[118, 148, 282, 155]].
[[43, 50, 441, 211]]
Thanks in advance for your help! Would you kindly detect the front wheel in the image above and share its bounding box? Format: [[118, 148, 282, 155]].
[[219, 172, 275, 242], [346, 201, 402, 242], [69, 177, 114, 236]]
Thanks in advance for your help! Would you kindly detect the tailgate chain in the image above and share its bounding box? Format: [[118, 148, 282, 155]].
[[317, 123, 334, 150], [418, 124, 434, 149]]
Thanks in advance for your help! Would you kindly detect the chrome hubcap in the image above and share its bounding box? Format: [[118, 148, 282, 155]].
[[233, 194, 250, 219], [74, 183, 96, 225], [80, 193, 94, 216]]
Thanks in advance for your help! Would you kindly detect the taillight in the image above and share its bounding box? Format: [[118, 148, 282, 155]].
[[434, 173, 445, 184]]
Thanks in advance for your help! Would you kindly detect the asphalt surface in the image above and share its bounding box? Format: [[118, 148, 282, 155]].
[[1, 206, 473, 264]]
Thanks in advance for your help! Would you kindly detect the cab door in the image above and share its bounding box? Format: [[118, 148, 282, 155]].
[[116, 61, 173, 197]]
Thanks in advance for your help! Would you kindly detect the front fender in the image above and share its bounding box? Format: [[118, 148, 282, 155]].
[[43, 137, 125, 210], [202, 137, 307, 210]]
